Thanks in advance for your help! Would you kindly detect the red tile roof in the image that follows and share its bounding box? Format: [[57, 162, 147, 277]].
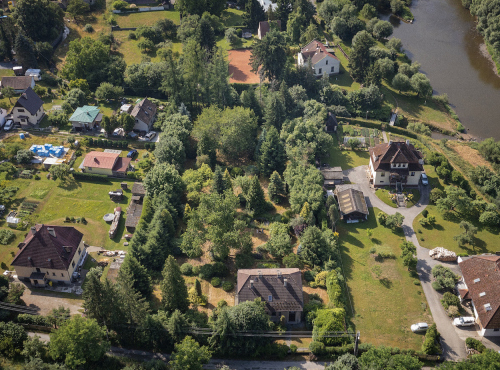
[[369, 141, 424, 172], [459, 255, 500, 329], [11, 225, 83, 271], [83, 151, 119, 170], [112, 157, 131, 173], [237, 268, 303, 312], [300, 40, 339, 65]]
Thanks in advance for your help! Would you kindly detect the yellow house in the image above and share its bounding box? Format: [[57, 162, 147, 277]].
[[11, 225, 88, 286], [82, 151, 131, 177]]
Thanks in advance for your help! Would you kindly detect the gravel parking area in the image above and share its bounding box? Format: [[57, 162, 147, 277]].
[[20, 283, 84, 315]]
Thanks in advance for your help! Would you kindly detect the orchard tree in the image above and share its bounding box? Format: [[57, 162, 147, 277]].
[[454, 221, 477, 247], [49, 316, 110, 369], [161, 256, 189, 313], [49, 164, 70, 180]]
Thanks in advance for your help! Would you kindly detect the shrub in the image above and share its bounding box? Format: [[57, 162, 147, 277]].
[[283, 253, 304, 269], [16, 314, 51, 327], [465, 337, 486, 353], [192, 265, 200, 276], [326, 271, 345, 309], [83, 24, 94, 33], [211, 277, 221, 287], [198, 264, 214, 280], [128, 32, 137, 40], [432, 265, 458, 291], [441, 291, 460, 309], [309, 341, 326, 355], [304, 270, 316, 282], [447, 305, 459, 317], [290, 344, 297, 354], [235, 252, 254, 269], [222, 281, 234, 292], [422, 323, 441, 355], [314, 271, 328, 288], [422, 209, 428, 218], [180, 263, 193, 276], [0, 229, 15, 245], [377, 212, 387, 225]]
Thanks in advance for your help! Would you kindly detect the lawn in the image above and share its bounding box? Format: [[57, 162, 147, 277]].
[[339, 208, 432, 349], [326, 136, 370, 170], [115, 10, 180, 27], [375, 188, 397, 208], [405, 188, 420, 208], [413, 205, 500, 255], [220, 8, 245, 27], [0, 174, 137, 272]]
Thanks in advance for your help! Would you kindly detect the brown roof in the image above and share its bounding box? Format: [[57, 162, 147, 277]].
[[459, 255, 500, 329], [131, 98, 157, 126], [237, 268, 303, 312], [336, 188, 369, 217], [11, 224, 83, 271], [83, 151, 119, 169], [369, 141, 424, 172], [1, 76, 33, 91], [258, 20, 281, 38], [300, 40, 340, 65], [112, 157, 131, 173]]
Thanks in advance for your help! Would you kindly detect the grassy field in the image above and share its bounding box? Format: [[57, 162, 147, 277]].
[[339, 208, 432, 349], [326, 136, 370, 170], [375, 188, 397, 208], [414, 205, 500, 255], [116, 10, 180, 27], [220, 8, 245, 27]]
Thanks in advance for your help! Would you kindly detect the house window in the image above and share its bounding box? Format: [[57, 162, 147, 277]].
[[61, 273, 64, 277], [72, 261, 75, 268], [494, 328, 499, 332], [331, 66, 335, 73], [78, 248, 81, 255], [411, 172, 415, 176], [397, 163, 401, 167], [381, 172, 385, 177], [88, 167, 92, 171], [318, 68, 322, 74], [268, 295, 273, 302], [326, 60, 328, 65], [18, 108, 24, 112], [53, 273, 55, 276]]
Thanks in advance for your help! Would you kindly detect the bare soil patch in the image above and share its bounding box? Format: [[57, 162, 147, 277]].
[[448, 142, 494, 170], [228, 49, 260, 84], [21, 286, 83, 316]]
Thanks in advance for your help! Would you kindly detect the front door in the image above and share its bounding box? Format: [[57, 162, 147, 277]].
[[33, 280, 38, 285], [36, 268, 40, 273], [289, 311, 296, 322]]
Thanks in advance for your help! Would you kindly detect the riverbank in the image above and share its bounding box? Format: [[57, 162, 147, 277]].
[[482, 42, 500, 76]]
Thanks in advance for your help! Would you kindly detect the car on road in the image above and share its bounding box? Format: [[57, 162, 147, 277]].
[[421, 173, 429, 186], [3, 120, 13, 131], [411, 322, 429, 333], [453, 317, 475, 327], [145, 131, 157, 141], [126, 149, 138, 158]]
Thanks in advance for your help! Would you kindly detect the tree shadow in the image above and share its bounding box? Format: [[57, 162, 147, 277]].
[[378, 277, 393, 289], [371, 238, 382, 245], [56, 178, 82, 191]]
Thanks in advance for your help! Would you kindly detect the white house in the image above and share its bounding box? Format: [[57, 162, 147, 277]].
[[11, 87, 45, 126], [459, 255, 500, 336], [131, 98, 157, 132], [297, 40, 340, 77], [368, 140, 424, 189]]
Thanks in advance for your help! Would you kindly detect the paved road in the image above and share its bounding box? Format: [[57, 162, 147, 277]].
[[345, 166, 467, 361]]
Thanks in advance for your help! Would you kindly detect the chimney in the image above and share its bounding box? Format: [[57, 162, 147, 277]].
[[258, 270, 262, 278], [30, 226, 36, 234], [277, 270, 282, 278], [250, 280, 254, 289], [28, 256, 33, 265], [284, 278, 288, 287], [389, 140, 393, 145], [47, 227, 56, 238], [406, 139, 410, 145]]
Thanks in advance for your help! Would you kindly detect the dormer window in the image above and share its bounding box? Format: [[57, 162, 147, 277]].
[[485, 303, 492, 311], [479, 292, 486, 297], [268, 295, 273, 302]]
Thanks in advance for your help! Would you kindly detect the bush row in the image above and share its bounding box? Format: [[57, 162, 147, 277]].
[[180, 262, 228, 280], [326, 271, 345, 309], [16, 314, 51, 327], [88, 138, 128, 149]]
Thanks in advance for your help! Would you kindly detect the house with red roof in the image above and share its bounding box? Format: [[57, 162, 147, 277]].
[[297, 40, 340, 77], [458, 255, 500, 336], [82, 151, 131, 177], [11, 225, 88, 286], [368, 140, 424, 189]]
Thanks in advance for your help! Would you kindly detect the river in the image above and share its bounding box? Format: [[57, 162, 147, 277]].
[[381, 0, 500, 140]]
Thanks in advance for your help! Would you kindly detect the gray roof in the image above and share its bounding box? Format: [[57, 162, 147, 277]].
[[2, 76, 33, 91], [336, 188, 369, 216], [321, 167, 343, 180], [14, 87, 43, 116], [132, 182, 145, 196], [131, 98, 157, 126], [237, 268, 303, 312]]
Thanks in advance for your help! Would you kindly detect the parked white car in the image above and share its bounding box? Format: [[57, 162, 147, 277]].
[[3, 120, 13, 131], [453, 317, 475, 327], [411, 322, 429, 333], [145, 131, 157, 141]]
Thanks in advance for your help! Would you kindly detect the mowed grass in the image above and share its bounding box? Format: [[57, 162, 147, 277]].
[[413, 205, 500, 255], [116, 10, 180, 28], [339, 208, 432, 350], [220, 8, 246, 27], [326, 136, 370, 170], [375, 188, 397, 208], [0, 175, 137, 271]]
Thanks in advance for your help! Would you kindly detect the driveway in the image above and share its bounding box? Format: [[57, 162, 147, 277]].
[[345, 166, 467, 361]]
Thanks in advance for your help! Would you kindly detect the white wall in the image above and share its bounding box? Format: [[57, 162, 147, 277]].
[[480, 328, 500, 337], [13, 106, 44, 125], [312, 55, 340, 76]]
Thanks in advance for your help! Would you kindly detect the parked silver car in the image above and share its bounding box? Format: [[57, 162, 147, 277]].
[[453, 317, 475, 327], [411, 322, 429, 333]]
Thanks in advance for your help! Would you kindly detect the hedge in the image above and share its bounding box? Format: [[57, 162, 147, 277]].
[[326, 271, 345, 309], [17, 314, 51, 327], [72, 172, 109, 182]]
